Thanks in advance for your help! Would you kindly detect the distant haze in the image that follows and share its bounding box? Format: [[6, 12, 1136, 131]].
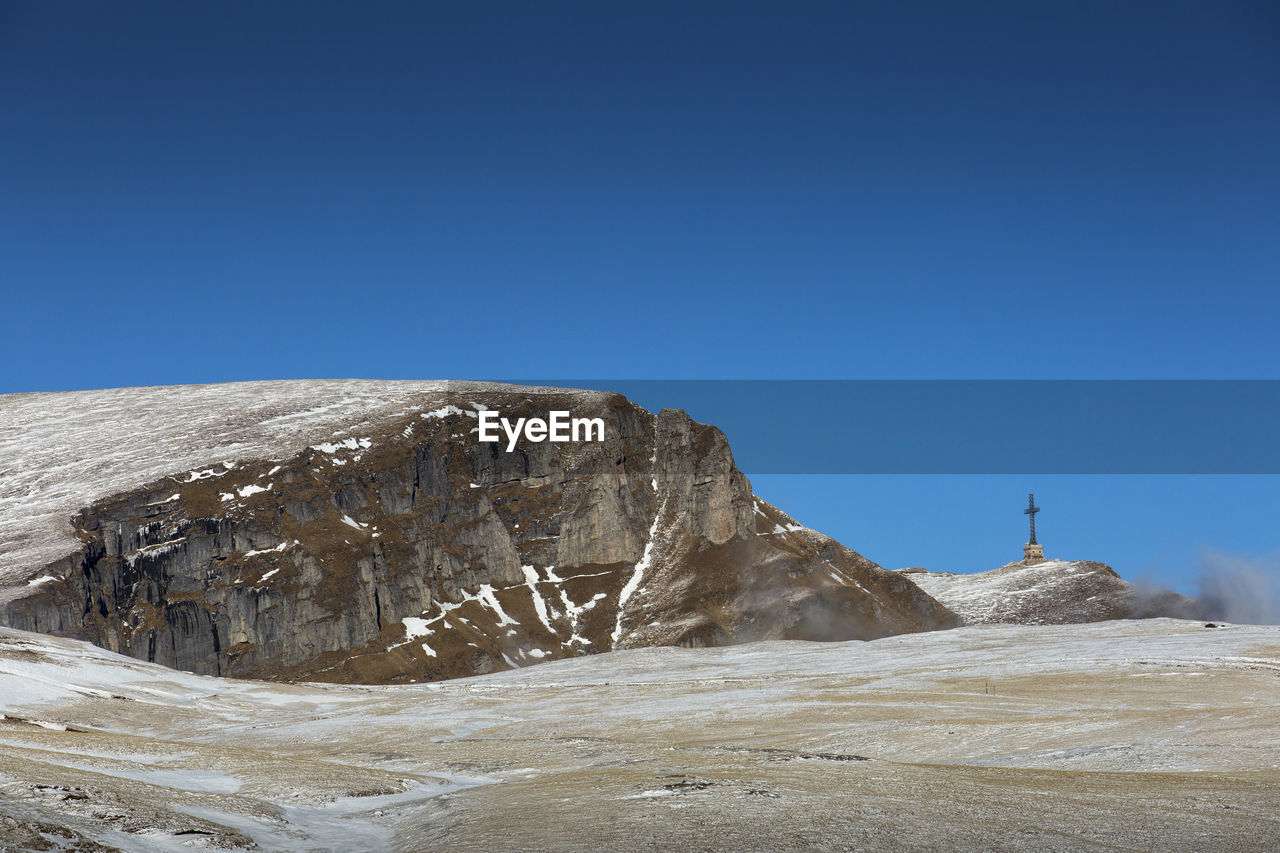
[[1194, 550, 1280, 625]]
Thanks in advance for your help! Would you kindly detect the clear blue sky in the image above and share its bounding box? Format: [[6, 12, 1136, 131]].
[[2, 2, 1278, 592]]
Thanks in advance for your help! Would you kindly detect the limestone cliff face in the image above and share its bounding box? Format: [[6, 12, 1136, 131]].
[[1, 382, 956, 682]]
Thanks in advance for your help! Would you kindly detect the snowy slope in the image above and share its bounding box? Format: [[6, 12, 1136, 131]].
[[2, 619, 1278, 850], [0, 379, 595, 594], [900, 560, 1195, 625]]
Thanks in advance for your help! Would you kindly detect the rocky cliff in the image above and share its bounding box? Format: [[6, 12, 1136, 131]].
[[0, 380, 956, 682]]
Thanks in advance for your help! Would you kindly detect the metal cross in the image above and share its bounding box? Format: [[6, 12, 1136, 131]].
[[1024, 493, 1040, 544]]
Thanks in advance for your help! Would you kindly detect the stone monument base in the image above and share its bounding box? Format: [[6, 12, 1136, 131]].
[[1023, 543, 1045, 564]]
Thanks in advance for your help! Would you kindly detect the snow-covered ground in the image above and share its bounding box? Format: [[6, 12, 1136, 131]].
[[904, 559, 1139, 624], [3, 618, 1278, 850], [0, 379, 599, 594]]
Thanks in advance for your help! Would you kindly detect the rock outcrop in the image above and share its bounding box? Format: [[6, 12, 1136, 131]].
[[898, 560, 1199, 626], [0, 381, 956, 682]]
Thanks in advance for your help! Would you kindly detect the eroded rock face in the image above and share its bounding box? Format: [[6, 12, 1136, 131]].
[[1, 383, 956, 682]]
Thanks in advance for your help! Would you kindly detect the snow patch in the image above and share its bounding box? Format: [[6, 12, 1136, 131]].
[[613, 500, 667, 645], [422, 405, 466, 420], [312, 437, 373, 454], [476, 584, 518, 627], [242, 540, 296, 558], [223, 482, 272, 502], [403, 617, 434, 641], [522, 565, 556, 633], [182, 467, 231, 482]]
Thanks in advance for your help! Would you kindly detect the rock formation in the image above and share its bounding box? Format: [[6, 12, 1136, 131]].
[[0, 380, 956, 682]]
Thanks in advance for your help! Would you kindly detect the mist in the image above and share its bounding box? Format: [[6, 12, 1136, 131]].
[[1192, 550, 1280, 625], [1102, 550, 1280, 626]]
